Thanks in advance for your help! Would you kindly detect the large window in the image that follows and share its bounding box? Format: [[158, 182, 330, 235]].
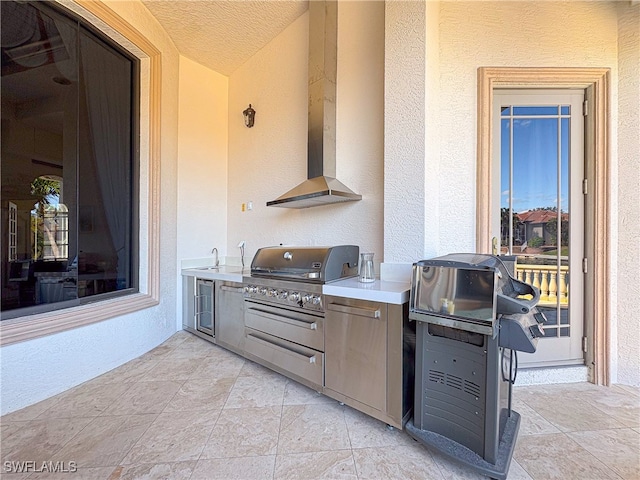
[[1, 1, 139, 320]]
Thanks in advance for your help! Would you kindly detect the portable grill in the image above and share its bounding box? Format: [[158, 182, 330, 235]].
[[406, 253, 545, 480]]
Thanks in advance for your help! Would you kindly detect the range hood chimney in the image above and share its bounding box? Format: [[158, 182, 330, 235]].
[[267, 0, 361, 208]]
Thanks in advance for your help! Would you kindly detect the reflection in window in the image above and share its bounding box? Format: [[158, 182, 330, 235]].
[[1, 1, 138, 319]]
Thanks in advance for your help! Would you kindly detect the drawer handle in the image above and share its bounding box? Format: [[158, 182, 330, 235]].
[[247, 307, 318, 330], [247, 333, 317, 364], [327, 303, 381, 319], [219, 285, 243, 292]]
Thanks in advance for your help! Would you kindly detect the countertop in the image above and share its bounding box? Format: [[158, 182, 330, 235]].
[[322, 277, 410, 305], [181, 268, 410, 305], [181, 266, 248, 283]]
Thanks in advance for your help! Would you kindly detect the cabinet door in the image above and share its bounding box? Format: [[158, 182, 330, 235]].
[[216, 282, 245, 353], [325, 297, 387, 411]]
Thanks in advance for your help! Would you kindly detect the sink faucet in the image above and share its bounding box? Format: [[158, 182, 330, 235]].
[[211, 248, 219, 268]]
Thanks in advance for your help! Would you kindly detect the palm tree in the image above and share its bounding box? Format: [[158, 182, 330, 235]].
[[30, 177, 61, 259]]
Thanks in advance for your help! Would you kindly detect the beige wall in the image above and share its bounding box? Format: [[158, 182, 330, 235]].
[[384, 0, 638, 385], [226, 2, 385, 265], [177, 56, 228, 262], [615, 2, 640, 385]]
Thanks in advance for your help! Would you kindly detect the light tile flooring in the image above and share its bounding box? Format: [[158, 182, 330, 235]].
[[1, 331, 639, 480]]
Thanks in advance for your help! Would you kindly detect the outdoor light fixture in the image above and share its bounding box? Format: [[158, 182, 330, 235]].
[[243, 104, 255, 128]]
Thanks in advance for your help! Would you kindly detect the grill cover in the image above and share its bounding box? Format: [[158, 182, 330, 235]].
[[251, 245, 359, 283]]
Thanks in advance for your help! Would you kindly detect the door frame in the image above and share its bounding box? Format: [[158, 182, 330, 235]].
[[476, 67, 610, 385]]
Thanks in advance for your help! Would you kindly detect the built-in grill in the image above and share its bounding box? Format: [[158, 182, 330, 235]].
[[242, 245, 359, 390], [405, 253, 545, 480]]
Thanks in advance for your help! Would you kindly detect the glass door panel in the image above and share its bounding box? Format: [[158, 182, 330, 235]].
[[196, 279, 214, 336], [494, 91, 584, 367]]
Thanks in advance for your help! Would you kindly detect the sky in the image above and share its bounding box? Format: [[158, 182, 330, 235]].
[[500, 106, 570, 214]]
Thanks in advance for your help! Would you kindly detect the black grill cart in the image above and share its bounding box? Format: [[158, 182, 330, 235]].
[[405, 254, 545, 480]]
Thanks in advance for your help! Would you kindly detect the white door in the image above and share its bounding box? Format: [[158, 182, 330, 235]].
[[493, 90, 585, 367]]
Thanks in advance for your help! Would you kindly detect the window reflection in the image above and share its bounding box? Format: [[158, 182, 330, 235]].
[[1, 1, 137, 319]]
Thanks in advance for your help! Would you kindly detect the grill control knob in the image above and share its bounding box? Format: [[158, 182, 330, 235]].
[[312, 296, 322, 305], [258, 287, 268, 296], [279, 290, 289, 300], [289, 292, 300, 302], [302, 294, 313, 304], [268, 289, 278, 297], [248, 285, 258, 294]]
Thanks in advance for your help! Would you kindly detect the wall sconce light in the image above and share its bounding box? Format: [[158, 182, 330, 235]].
[[243, 104, 256, 128]]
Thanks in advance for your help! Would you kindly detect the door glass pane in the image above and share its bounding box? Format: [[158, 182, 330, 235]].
[[197, 281, 213, 331], [513, 106, 559, 116], [500, 105, 571, 340]]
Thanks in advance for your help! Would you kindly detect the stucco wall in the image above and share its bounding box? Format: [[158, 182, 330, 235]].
[[0, 0, 181, 415], [226, 2, 385, 266], [616, 3, 640, 385], [384, 0, 638, 384], [383, 1, 427, 264], [176, 56, 228, 326]]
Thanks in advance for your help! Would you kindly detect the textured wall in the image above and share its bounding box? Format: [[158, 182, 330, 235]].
[[616, 3, 640, 385], [437, 0, 619, 254], [383, 1, 427, 264], [0, 0, 181, 415], [176, 58, 228, 259], [383, 1, 637, 383], [176, 56, 229, 326], [226, 2, 385, 265]]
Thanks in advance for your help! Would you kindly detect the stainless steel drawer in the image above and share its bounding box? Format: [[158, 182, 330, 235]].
[[244, 301, 324, 352], [245, 328, 324, 387]]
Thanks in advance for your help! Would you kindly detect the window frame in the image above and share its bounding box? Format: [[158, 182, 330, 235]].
[[0, 0, 161, 346]]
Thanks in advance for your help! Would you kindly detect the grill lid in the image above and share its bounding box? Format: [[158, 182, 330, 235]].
[[251, 245, 359, 283]]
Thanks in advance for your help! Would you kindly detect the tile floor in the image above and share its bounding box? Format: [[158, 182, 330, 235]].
[[1, 331, 638, 480]]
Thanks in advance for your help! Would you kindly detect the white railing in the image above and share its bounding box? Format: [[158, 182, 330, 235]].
[[514, 263, 569, 306]]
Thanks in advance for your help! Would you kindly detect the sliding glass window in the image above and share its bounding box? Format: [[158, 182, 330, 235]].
[[1, 1, 139, 320]]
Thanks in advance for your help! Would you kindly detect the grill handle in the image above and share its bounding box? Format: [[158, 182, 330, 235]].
[[246, 306, 318, 330], [327, 303, 381, 319], [247, 333, 317, 364], [219, 285, 243, 293]]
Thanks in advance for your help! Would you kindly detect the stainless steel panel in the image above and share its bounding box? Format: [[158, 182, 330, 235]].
[[183, 276, 195, 330], [245, 301, 324, 352], [216, 282, 245, 354], [325, 297, 387, 412], [250, 245, 358, 283], [245, 328, 323, 387]]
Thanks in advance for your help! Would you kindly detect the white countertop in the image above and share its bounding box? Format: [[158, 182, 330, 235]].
[[323, 277, 410, 305], [181, 268, 410, 304], [181, 266, 248, 283]]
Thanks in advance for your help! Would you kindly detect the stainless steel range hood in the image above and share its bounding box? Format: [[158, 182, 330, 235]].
[[267, 0, 361, 209]]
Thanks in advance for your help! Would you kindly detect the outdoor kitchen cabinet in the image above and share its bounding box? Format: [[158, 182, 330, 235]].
[[324, 296, 412, 429], [215, 281, 245, 355]]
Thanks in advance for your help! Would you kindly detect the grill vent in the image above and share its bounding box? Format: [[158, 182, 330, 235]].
[[447, 375, 463, 390], [464, 380, 482, 398], [428, 370, 445, 384], [428, 369, 482, 398]]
